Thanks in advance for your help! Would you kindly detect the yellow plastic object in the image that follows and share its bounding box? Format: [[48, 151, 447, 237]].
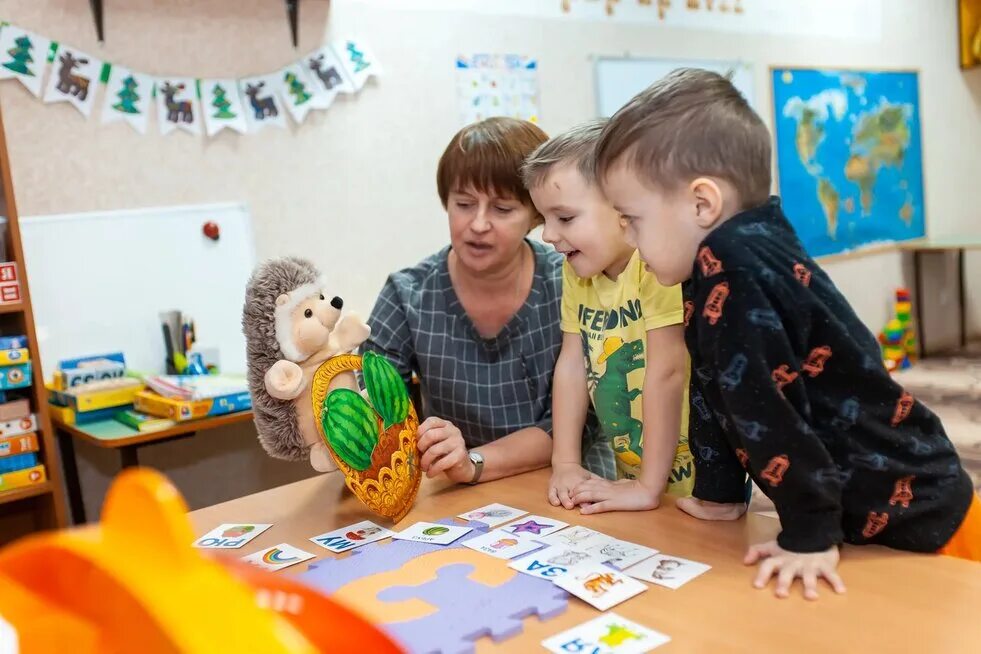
[[311, 354, 421, 523], [0, 468, 404, 654]]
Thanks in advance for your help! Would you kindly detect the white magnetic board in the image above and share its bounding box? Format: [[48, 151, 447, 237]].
[[21, 203, 256, 377], [595, 57, 756, 117]]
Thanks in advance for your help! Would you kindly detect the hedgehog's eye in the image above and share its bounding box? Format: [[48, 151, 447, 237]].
[[319, 294, 325, 300], [304, 308, 313, 318]]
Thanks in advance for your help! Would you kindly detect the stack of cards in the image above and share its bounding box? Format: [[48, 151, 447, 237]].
[[542, 613, 670, 654]]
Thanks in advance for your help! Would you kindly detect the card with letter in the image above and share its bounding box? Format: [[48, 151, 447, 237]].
[[242, 543, 315, 571], [193, 523, 272, 549], [507, 545, 600, 580], [457, 503, 528, 527], [624, 553, 711, 589], [542, 612, 670, 654], [462, 528, 544, 559], [498, 514, 568, 540], [309, 520, 394, 553], [554, 564, 648, 610], [392, 521, 472, 545]]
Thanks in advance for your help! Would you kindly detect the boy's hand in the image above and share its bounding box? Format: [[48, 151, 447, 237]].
[[548, 463, 592, 509], [745, 540, 846, 601], [676, 497, 747, 521], [572, 478, 660, 514]]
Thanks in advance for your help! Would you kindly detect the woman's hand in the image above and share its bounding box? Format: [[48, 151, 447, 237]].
[[417, 417, 475, 483]]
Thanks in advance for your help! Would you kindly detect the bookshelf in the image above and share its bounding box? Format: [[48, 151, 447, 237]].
[[0, 102, 68, 543]]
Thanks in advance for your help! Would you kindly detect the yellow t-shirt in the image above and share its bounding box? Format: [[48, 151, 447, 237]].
[[560, 250, 693, 496]]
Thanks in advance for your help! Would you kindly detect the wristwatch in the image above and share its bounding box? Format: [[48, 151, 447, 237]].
[[467, 450, 484, 485]]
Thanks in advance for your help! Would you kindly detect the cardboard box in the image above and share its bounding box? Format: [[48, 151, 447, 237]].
[[0, 336, 27, 350], [134, 390, 252, 422], [47, 379, 144, 413], [0, 398, 30, 421], [0, 363, 31, 390], [0, 463, 46, 492], [0, 414, 37, 438], [52, 362, 126, 390], [0, 432, 39, 458], [0, 348, 29, 366]]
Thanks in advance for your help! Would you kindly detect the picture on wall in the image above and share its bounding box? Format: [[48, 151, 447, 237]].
[[771, 67, 925, 258], [959, 0, 981, 69]]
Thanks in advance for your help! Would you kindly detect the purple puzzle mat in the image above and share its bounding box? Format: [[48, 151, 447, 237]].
[[301, 518, 569, 654]]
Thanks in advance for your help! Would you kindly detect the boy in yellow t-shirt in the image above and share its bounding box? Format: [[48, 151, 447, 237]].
[[523, 119, 693, 514]]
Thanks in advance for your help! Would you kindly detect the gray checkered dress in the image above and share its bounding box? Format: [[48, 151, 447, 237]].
[[361, 239, 615, 476]]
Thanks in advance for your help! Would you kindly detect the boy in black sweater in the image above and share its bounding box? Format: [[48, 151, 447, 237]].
[[593, 68, 980, 600]]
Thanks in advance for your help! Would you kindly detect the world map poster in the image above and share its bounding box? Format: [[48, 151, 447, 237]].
[[771, 68, 925, 257]]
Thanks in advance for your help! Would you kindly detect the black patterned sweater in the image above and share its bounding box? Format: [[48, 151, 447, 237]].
[[683, 197, 973, 553]]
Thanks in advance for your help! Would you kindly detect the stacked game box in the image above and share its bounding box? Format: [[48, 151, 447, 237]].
[[0, 411, 46, 493], [46, 353, 145, 426]]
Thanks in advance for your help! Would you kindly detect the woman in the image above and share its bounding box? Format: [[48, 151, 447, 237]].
[[362, 117, 563, 485]]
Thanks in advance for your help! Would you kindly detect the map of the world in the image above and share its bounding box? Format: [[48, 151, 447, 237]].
[[772, 68, 925, 257]]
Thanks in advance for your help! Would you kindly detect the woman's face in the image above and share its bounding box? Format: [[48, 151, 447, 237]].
[[447, 186, 536, 274]]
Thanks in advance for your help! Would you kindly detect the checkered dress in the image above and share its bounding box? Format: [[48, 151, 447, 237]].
[[361, 240, 615, 477]]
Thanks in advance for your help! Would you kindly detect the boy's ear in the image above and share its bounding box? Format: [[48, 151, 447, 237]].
[[690, 178, 724, 228]]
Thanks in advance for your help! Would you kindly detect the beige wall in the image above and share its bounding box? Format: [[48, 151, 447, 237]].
[[2, 0, 979, 516]]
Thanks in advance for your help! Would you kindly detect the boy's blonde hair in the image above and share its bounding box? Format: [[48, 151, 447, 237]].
[[521, 119, 608, 190], [594, 68, 772, 209]]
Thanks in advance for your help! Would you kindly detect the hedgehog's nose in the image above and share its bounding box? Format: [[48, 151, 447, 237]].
[[331, 296, 344, 309]]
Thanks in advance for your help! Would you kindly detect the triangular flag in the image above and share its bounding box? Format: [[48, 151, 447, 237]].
[[101, 64, 153, 134], [277, 63, 321, 123], [302, 45, 352, 108], [0, 24, 51, 97], [238, 74, 287, 132], [201, 78, 248, 136], [155, 77, 202, 136], [43, 43, 101, 117], [331, 38, 382, 92]]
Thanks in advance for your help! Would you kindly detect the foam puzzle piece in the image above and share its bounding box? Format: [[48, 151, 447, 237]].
[[302, 519, 567, 654]]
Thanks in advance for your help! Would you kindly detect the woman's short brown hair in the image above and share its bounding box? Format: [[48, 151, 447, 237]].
[[437, 117, 548, 212]]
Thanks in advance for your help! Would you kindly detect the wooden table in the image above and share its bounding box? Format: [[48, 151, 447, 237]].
[[188, 468, 981, 653], [900, 235, 981, 357], [54, 410, 253, 524]]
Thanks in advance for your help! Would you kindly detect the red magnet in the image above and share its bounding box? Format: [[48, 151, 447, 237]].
[[203, 221, 220, 241]]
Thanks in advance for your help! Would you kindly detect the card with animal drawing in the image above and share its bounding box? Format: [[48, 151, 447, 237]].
[[554, 564, 648, 611], [542, 612, 670, 654], [624, 554, 711, 589], [507, 545, 601, 580]]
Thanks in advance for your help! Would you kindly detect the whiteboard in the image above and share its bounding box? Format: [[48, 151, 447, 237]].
[[595, 57, 756, 118], [21, 203, 256, 377]]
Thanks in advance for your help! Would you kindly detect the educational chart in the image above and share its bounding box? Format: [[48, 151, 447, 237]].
[[456, 54, 540, 126], [302, 518, 568, 653], [771, 68, 925, 257]]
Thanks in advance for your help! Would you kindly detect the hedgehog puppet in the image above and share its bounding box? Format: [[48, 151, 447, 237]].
[[242, 257, 422, 522]]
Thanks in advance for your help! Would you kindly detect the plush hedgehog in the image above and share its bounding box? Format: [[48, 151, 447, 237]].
[[242, 257, 370, 472]]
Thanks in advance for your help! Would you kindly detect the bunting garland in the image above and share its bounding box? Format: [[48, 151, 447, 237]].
[[0, 22, 381, 137]]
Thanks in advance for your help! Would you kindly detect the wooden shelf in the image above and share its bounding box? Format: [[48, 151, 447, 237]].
[[0, 301, 24, 314], [0, 481, 52, 506]]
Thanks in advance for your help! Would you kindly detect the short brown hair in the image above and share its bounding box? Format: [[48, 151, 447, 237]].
[[437, 117, 548, 210], [594, 68, 772, 208], [521, 119, 607, 189]]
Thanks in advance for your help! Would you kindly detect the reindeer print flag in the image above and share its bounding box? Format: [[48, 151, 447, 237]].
[[101, 64, 153, 134], [155, 77, 202, 136], [201, 78, 248, 136], [302, 45, 353, 109], [238, 74, 287, 132], [0, 25, 51, 97], [43, 45, 102, 117]]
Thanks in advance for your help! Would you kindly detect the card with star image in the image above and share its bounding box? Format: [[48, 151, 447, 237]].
[[498, 515, 568, 540], [507, 545, 602, 580]]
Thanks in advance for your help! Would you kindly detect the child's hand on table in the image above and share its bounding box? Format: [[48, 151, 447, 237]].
[[571, 478, 660, 514], [745, 540, 846, 601], [548, 463, 592, 509], [676, 497, 747, 521]]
